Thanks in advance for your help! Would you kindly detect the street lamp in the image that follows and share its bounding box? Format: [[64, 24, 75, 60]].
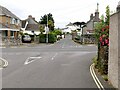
[[46, 14, 49, 43]]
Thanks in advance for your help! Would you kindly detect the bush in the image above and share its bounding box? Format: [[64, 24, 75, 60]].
[[48, 33, 57, 43], [39, 33, 57, 43], [39, 34, 46, 43], [53, 30, 62, 35]]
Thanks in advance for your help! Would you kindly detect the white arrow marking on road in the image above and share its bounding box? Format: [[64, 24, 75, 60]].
[[51, 53, 58, 60], [24, 57, 42, 65]]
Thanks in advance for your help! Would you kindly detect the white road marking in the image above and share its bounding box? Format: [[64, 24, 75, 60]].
[[24, 56, 42, 65], [0, 57, 8, 68], [90, 64, 105, 90], [51, 53, 58, 60], [62, 42, 65, 48], [0, 47, 6, 48], [90, 64, 101, 89]]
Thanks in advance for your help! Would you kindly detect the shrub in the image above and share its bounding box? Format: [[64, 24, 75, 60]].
[[53, 30, 62, 35], [39, 34, 46, 43], [39, 33, 57, 43], [48, 33, 57, 43]]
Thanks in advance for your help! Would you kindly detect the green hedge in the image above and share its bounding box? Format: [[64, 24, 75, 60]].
[[39, 33, 57, 43]]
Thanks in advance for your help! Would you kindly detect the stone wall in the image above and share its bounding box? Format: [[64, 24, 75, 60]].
[[108, 11, 119, 89], [118, 11, 120, 90]]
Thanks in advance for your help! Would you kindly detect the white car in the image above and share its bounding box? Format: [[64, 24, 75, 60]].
[[22, 35, 31, 43]]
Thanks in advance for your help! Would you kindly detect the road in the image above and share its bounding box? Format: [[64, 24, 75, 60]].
[[2, 35, 98, 88]]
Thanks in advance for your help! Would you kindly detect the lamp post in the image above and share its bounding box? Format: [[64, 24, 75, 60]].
[[46, 14, 49, 43]]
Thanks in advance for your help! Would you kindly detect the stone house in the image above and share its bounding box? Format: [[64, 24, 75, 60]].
[[83, 9, 100, 35], [0, 5, 21, 40]]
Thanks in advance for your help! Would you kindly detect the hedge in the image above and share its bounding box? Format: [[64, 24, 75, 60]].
[[39, 33, 57, 43]]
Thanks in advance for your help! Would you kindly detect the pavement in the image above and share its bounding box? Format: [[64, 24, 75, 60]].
[[0, 35, 116, 89]]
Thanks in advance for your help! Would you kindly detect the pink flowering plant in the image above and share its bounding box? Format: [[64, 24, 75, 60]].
[[99, 25, 109, 46]]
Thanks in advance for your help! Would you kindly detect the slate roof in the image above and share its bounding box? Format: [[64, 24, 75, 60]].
[[26, 24, 39, 31], [22, 16, 44, 31], [0, 5, 20, 20]]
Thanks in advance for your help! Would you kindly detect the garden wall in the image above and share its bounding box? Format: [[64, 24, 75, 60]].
[[108, 9, 119, 89]]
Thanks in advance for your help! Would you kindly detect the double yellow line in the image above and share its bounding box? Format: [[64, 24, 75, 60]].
[[90, 64, 105, 90]]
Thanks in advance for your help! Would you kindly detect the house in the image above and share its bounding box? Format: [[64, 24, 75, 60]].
[[83, 4, 100, 35], [21, 15, 44, 35], [63, 22, 80, 34], [0, 5, 21, 40]]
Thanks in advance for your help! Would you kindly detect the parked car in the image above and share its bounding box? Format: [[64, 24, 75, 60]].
[[22, 35, 31, 43]]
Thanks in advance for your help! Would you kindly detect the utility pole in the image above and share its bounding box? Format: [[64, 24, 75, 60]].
[[46, 14, 49, 43]]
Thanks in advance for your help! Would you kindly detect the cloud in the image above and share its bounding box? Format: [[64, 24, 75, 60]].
[[0, 0, 120, 28]]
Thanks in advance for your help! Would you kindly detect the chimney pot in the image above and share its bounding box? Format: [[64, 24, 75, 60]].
[[90, 13, 93, 20], [117, 1, 120, 12], [28, 15, 32, 18]]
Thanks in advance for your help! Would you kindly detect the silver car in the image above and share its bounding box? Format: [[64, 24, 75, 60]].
[[23, 35, 31, 43]]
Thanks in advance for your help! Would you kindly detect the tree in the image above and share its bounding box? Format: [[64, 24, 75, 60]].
[[94, 6, 110, 75], [39, 13, 55, 31], [53, 29, 62, 35], [39, 25, 45, 34], [73, 22, 86, 29], [48, 20, 54, 31], [105, 5, 110, 25]]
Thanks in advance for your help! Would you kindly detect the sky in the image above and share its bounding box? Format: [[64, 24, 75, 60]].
[[0, 0, 120, 28]]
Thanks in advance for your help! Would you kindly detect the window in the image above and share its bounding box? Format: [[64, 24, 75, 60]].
[[12, 18, 15, 24]]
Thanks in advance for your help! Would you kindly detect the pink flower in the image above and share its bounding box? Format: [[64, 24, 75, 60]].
[[99, 36, 102, 42], [105, 39, 109, 44], [102, 28, 104, 32], [102, 34, 106, 38], [105, 25, 109, 29], [102, 41, 105, 46]]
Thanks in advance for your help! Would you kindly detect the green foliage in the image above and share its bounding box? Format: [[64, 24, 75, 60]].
[[39, 34, 46, 43], [48, 20, 54, 31], [24, 33, 29, 35], [48, 33, 57, 43], [39, 25, 45, 34], [52, 29, 62, 35], [39, 13, 55, 31], [102, 75, 108, 81], [92, 56, 98, 68], [94, 5, 110, 75], [19, 31, 24, 36], [105, 6, 110, 25], [94, 22, 105, 42], [39, 33, 57, 43]]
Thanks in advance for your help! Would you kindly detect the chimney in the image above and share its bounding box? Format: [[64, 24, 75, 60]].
[[32, 17, 35, 21], [28, 15, 32, 18], [117, 1, 120, 12], [90, 13, 93, 20], [95, 11, 99, 21]]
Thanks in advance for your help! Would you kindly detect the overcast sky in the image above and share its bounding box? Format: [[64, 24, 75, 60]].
[[0, 0, 120, 28]]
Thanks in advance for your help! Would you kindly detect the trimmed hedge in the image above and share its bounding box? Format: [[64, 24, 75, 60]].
[[39, 33, 57, 43], [39, 34, 46, 43]]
